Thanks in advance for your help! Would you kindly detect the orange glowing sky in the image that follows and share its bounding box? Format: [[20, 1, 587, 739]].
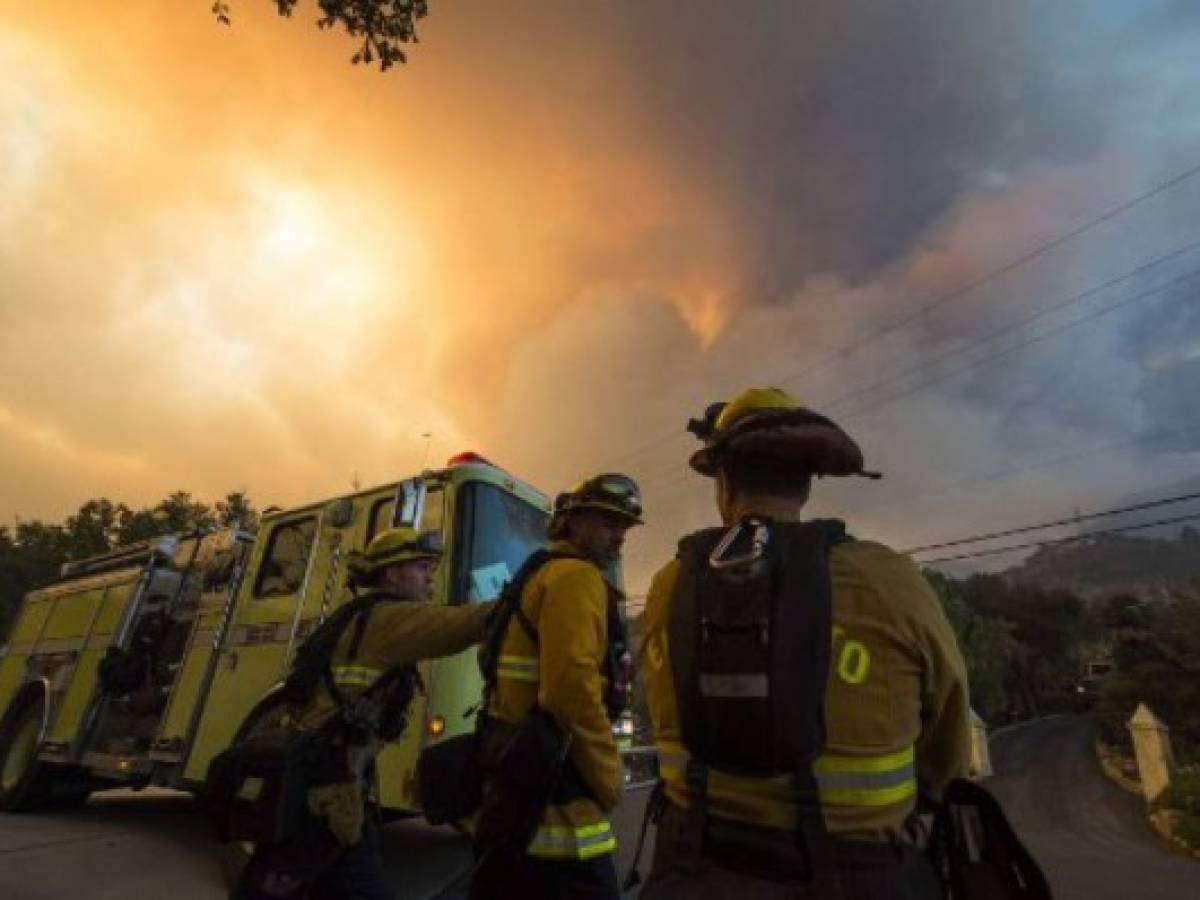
[[4, 2, 1200, 589]]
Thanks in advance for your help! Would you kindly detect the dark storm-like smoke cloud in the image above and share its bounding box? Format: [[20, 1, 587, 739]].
[[591, 1, 1200, 460], [598, 1, 1135, 298]]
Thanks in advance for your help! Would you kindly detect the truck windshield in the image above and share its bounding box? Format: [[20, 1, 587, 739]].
[[452, 481, 549, 603]]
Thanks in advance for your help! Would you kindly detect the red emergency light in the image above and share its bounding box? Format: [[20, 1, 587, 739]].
[[445, 451, 498, 468]]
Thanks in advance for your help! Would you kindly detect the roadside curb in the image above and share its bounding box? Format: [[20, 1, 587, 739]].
[[1149, 810, 1200, 862], [1094, 740, 1142, 796], [1092, 738, 1200, 862]]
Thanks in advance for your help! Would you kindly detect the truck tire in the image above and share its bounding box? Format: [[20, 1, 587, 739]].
[[0, 693, 93, 813], [213, 692, 295, 890], [0, 693, 54, 812]]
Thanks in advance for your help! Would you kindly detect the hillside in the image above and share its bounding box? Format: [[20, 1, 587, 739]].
[[1005, 527, 1200, 601]]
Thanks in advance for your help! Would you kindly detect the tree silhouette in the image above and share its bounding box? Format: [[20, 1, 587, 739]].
[[215, 1, 429, 70]]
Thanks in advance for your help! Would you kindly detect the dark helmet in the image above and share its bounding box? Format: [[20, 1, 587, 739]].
[[687, 387, 874, 478], [548, 473, 644, 538]]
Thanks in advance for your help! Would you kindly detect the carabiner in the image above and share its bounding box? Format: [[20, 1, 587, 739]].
[[708, 518, 770, 570]]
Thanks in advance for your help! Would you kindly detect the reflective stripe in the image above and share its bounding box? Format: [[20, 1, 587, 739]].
[[331, 665, 383, 688], [526, 821, 616, 860], [814, 745, 916, 806], [657, 741, 917, 808], [497, 654, 539, 682]]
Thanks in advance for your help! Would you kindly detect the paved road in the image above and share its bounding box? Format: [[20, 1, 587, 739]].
[[0, 784, 653, 899], [6, 718, 1194, 899], [988, 714, 1200, 900]]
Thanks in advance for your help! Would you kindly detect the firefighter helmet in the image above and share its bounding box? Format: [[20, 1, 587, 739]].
[[687, 387, 871, 478], [548, 473, 644, 538], [348, 527, 443, 583]]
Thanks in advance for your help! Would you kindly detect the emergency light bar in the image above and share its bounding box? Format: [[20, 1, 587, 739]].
[[445, 451, 499, 468]]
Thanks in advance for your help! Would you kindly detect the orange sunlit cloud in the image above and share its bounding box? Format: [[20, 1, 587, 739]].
[[0, 3, 734, 536]]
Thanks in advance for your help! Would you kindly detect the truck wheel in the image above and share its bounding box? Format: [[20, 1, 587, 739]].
[[0, 694, 54, 812], [213, 693, 296, 890]]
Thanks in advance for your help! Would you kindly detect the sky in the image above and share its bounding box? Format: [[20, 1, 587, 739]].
[[2, 1, 1200, 592]]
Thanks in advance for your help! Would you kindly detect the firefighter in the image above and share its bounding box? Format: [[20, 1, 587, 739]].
[[470, 474, 643, 900], [636, 388, 971, 898], [235, 527, 495, 900]]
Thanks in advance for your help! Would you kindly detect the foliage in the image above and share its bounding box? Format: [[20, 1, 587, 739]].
[[214, 1, 429, 70], [1093, 595, 1200, 763], [927, 570, 1087, 726], [1160, 771, 1200, 817], [1176, 814, 1200, 852], [1159, 771, 1200, 849], [0, 492, 259, 638]]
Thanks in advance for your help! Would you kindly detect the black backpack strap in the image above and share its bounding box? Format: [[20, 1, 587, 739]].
[[512, 602, 540, 648], [309, 592, 398, 733], [679, 757, 710, 873], [346, 601, 377, 660], [478, 549, 583, 704], [794, 764, 841, 895]]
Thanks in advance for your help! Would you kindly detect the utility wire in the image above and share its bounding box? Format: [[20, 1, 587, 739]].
[[773, 158, 1200, 392], [903, 490, 1200, 555], [596, 157, 1200, 474], [822, 237, 1200, 416], [917, 511, 1200, 566], [633, 238, 1200, 492], [838, 263, 1200, 424], [637, 262, 1200, 495], [871, 420, 1200, 515]]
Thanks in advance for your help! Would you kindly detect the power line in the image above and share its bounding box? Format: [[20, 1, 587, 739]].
[[823, 237, 1200, 416], [597, 157, 1200, 474], [837, 263, 1200, 424], [636, 262, 1200, 496], [871, 420, 1200, 515], [903, 489, 1200, 555], [772, 157, 1200, 392], [917, 511, 1200, 566]]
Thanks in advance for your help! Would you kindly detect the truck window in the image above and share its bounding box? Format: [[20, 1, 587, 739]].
[[451, 482, 548, 604], [365, 487, 445, 547], [253, 517, 318, 598]]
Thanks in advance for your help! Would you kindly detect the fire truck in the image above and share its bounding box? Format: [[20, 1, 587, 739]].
[[0, 454, 552, 814]]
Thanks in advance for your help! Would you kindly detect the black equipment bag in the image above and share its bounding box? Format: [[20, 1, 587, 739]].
[[416, 731, 482, 826], [669, 518, 846, 775], [473, 708, 574, 858], [929, 779, 1053, 899], [203, 728, 324, 844]]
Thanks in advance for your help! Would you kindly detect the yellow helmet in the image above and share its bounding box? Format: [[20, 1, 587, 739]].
[[348, 527, 442, 582], [548, 472, 644, 538], [687, 387, 870, 478]]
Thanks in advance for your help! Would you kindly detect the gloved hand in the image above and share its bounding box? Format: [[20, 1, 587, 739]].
[[307, 781, 365, 847]]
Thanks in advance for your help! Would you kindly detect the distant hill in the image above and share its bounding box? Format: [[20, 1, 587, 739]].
[[1005, 526, 1200, 601]]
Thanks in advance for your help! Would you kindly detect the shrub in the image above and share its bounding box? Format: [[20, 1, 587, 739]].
[[1160, 771, 1200, 816], [1176, 813, 1200, 851]]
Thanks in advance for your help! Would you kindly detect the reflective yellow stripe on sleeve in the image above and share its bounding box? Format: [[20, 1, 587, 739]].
[[526, 821, 616, 860], [497, 654, 539, 683], [813, 745, 916, 806], [330, 665, 383, 689], [656, 741, 917, 808]]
